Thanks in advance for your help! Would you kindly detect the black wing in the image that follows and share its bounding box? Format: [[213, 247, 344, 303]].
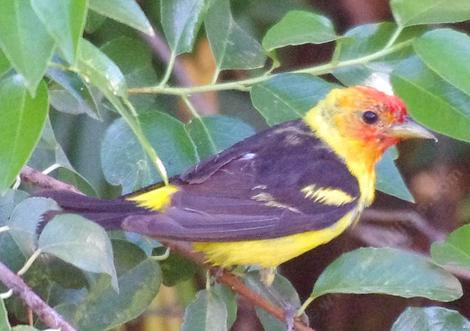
[[122, 120, 360, 241]]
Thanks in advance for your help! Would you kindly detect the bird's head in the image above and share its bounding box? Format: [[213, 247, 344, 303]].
[[310, 86, 435, 156]]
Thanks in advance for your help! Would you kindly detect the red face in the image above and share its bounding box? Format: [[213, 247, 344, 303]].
[[332, 86, 435, 154]]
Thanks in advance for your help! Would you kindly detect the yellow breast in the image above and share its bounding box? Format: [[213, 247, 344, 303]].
[[193, 210, 357, 268]]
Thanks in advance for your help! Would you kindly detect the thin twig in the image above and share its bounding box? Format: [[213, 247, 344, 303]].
[[20, 166, 82, 194], [139, 30, 217, 115], [0, 262, 76, 331]]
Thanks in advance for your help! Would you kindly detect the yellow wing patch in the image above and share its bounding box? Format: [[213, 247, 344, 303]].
[[301, 184, 355, 206], [127, 184, 179, 211]]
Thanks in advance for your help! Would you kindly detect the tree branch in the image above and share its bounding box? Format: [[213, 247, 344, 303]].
[[0, 261, 76, 331]]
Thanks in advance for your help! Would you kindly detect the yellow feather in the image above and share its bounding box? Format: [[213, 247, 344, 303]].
[[127, 184, 179, 211], [301, 184, 356, 206], [193, 210, 357, 268]]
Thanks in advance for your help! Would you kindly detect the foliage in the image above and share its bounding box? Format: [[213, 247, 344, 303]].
[[0, 0, 469, 330]]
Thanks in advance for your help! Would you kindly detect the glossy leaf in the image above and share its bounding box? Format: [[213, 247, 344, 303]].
[[89, 0, 154, 35], [309, 247, 462, 302], [38, 214, 118, 291], [250, 73, 336, 125], [66, 242, 161, 331], [392, 56, 470, 142], [0, 300, 11, 331], [7, 197, 60, 256], [431, 224, 470, 269], [391, 306, 470, 331], [101, 111, 197, 193], [77, 39, 127, 98], [0, 0, 55, 94], [391, 0, 470, 27], [333, 22, 417, 86], [414, 29, 470, 99], [31, 0, 88, 64], [0, 75, 48, 192], [186, 115, 255, 159], [376, 149, 414, 202], [205, 0, 266, 70], [262, 10, 338, 51], [161, 0, 206, 55], [181, 289, 228, 331]]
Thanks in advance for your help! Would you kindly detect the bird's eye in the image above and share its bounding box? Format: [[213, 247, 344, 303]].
[[362, 111, 379, 124]]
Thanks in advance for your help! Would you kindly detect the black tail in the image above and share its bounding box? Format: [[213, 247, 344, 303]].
[[38, 190, 152, 231]]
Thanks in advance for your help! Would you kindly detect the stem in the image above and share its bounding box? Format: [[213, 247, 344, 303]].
[[17, 249, 42, 276], [182, 96, 218, 155], [128, 39, 413, 96], [384, 26, 404, 49], [296, 296, 316, 317], [159, 51, 177, 87]]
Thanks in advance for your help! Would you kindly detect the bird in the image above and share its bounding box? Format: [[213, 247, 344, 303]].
[[40, 86, 435, 276]]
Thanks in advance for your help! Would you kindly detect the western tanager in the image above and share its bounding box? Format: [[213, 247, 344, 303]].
[[41, 86, 434, 270]]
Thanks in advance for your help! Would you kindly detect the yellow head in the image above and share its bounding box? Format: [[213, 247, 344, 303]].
[[306, 86, 435, 167], [304, 86, 435, 205]]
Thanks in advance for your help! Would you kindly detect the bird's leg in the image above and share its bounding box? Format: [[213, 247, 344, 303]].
[[259, 267, 297, 331]]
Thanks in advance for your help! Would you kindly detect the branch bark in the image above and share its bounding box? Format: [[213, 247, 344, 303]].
[[0, 261, 76, 331]]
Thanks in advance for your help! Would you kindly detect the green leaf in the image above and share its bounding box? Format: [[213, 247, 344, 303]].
[[47, 67, 101, 119], [100, 36, 157, 109], [181, 289, 228, 331], [0, 51, 11, 78], [250, 73, 336, 125], [186, 115, 255, 159], [0, 75, 48, 192], [65, 242, 161, 331], [309, 247, 462, 302], [414, 29, 470, 100], [0, 189, 28, 226], [391, 0, 470, 27], [0, 0, 55, 94], [213, 284, 237, 330], [0, 300, 11, 331], [101, 111, 197, 193], [89, 0, 154, 35], [333, 22, 417, 86], [77, 38, 127, 98], [391, 56, 470, 142], [161, 0, 207, 55], [31, 0, 88, 64], [262, 10, 338, 51], [391, 306, 470, 331], [376, 149, 414, 202], [205, 0, 266, 71], [11, 327, 39, 331], [157, 249, 198, 287], [38, 214, 118, 291], [7, 197, 60, 257], [431, 224, 470, 269]]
